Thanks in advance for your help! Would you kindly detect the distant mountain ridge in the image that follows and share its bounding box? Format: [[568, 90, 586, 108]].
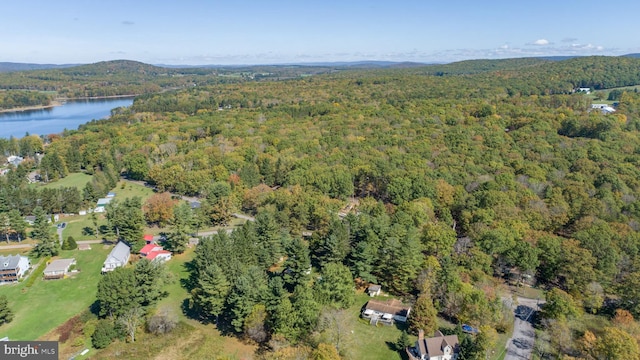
[[0, 62, 78, 73]]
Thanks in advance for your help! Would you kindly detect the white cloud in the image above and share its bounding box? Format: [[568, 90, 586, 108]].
[[531, 39, 549, 46]]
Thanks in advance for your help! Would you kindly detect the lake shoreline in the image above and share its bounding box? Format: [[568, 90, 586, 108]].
[[0, 94, 137, 114], [0, 100, 63, 114]]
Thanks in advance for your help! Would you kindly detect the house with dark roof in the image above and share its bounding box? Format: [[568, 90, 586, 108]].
[[0, 254, 30, 283], [361, 298, 411, 325], [408, 330, 460, 360], [101, 241, 131, 273]]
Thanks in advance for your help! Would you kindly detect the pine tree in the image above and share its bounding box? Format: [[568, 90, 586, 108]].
[[408, 294, 438, 335], [190, 263, 230, 323], [166, 203, 191, 254], [0, 295, 14, 325], [396, 330, 411, 351], [31, 206, 58, 258]]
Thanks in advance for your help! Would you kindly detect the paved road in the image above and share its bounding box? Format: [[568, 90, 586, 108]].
[[0, 243, 33, 250], [504, 296, 542, 360]]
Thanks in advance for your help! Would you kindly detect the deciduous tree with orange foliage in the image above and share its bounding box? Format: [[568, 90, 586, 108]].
[[143, 192, 178, 227]]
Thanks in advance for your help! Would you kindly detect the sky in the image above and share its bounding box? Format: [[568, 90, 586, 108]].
[[1, 0, 640, 65]]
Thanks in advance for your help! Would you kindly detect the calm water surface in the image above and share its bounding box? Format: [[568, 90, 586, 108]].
[[0, 98, 134, 139]]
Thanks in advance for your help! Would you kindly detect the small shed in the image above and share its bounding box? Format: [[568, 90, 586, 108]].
[[96, 198, 112, 208], [143, 234, 155, 244], [367, 284, 382, 297], [44, 258, 76, 279]]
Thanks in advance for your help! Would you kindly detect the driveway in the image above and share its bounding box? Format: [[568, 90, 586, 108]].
[[504, 296, 542, 360]]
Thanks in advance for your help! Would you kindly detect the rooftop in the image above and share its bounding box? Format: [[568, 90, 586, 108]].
[[44, 258, 76, 273]]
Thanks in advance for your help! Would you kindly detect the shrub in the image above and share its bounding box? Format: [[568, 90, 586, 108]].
[[62, 236, 77, 250], [147, 310, 178, 335], [91, 320, 118, 349]]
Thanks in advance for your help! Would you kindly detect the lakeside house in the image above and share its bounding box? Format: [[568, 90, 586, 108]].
[[101, 241, 131, 273], [0, 254, 30, 283]]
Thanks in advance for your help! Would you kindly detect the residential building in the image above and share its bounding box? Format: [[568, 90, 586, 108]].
[[101, 241, 131, 273], [0, 254, 30, 283], [43, 258, 76, 280], [139, 243, 171, 263], [361, 298, 411, 325], [408, 330, 460, 360]]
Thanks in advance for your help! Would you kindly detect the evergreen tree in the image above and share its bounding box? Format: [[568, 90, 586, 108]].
[[166, 202, 192, 254], [408, 294, 438, 335], [227, 267, 268, 332], [8, 209, 26, 242], [62, 236, 77, 250], [106, 197, 145, 251], [291, 284, 320, 336], [0, 295, 14, 325], [31, 206, 58, 257], [255, 209, 282, 266], [96, 267, 141, 318], [190, 263, 230, 323], [283, 237, 311, 289], [396, 330, 411, 351], [315, 262, 354, 308], [134, 258, 167, 308]]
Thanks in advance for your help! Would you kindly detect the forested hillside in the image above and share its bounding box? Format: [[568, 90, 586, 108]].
[[3, 56, 640, 358]]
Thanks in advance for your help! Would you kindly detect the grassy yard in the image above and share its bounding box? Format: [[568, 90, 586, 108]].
[[84, 242, 256, 360], [113, 179, 155, 202], [36, 172, 93, 190], [345, 293, 411, 360], [0, 246, 111, 340]]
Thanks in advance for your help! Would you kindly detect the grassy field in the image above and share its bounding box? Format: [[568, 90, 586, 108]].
[[84, 243, 256, 360], [112, 180, 155, 202], [0, 245, 111, 340], [36, 172, 93, 190]]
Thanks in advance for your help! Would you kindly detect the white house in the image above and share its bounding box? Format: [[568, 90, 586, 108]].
[[139, 243, 172, 263], [0, 254, 30, 283], [361, 299, 411, 325], [408, 330, 460, 360], [101, 241, 131, 273], [591, 104, 616, 114]]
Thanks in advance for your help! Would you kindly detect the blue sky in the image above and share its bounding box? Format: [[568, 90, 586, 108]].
[[1, 0, 639, 65]]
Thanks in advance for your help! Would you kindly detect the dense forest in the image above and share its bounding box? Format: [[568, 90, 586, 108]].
[[3, 56, 640, 358]]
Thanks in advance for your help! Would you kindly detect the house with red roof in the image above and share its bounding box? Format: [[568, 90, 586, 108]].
[[139, 244, 172, 263], [143, 234, 155, 244]]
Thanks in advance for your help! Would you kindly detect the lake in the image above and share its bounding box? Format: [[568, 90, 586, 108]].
[[0, 97, 134, 139]]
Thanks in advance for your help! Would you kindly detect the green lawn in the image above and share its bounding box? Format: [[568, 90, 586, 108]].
[[346, 293, 411, 360], [114, 180, 155, 202], [0, 246, 111, 340], [156, 246, 195, 322], [37, 172, 93, 190]]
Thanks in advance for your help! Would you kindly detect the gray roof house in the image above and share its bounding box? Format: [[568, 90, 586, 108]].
[[101, 241, 131, 273], [408, 330, 460, 360], [44, 258, 76, 280], [0, 254, 30, 283]]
